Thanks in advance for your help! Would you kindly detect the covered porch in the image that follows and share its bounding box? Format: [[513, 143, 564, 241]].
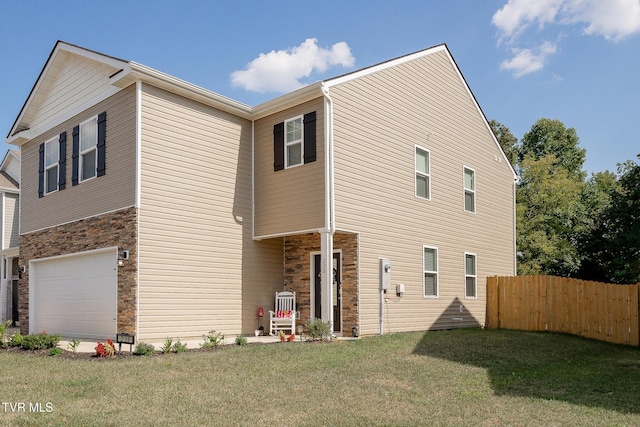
[[281, 231, 359, 336]]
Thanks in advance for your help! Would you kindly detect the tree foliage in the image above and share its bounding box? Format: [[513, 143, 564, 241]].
[[489, 119, 518, 168]]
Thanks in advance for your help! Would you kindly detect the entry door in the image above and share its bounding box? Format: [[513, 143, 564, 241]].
[[313, 253, 341, 332], [11, 278, 18, 325]]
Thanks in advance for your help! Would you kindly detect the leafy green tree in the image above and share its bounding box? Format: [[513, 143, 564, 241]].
[[489, 119, 518, 168], [516, 154, 584, 276], [598, 157, 640, 283], [575, 170, 619, 281], [519, 118, 586, 180]]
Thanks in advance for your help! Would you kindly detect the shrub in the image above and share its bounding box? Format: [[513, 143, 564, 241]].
[[133, 342, 155, 356], [201, 330, 224, 349], [21, 332, 61, 350], [303, 318, 332, 341], [9, 332, 24, 347], [48, 347, 63, 356], [172, 339, 188, 353], [95, 338, 115, 357], [235, 335, 248, 346]]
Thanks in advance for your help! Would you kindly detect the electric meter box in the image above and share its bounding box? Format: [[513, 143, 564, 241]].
[[379, 258, 391, 291]]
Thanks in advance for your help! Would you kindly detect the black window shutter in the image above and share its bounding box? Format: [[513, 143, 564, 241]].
[[97, 111, 106, 176], [58, 132, 67, 190], [303, 111, 316, 164], [273, 122, 284, 171], [72, 125, 79, 186], [38, 143, 45, 198]]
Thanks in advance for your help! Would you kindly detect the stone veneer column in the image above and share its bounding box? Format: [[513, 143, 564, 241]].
[[283, 232, 358, 335], [18, 207, 137, 336]]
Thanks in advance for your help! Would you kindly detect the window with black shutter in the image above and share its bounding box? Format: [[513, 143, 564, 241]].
[[273, 110, 316, 171]]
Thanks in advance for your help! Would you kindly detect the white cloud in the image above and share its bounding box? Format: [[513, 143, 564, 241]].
[[493, 0, 640, 76], [231, 38, 355, 93], [564, 0, 640, 42], [500, 42, 558, 77], [492, 0, 564, 44]]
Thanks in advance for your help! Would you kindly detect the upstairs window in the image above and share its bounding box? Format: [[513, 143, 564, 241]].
[[38, 131, 66, 198], [273, 111, 316, 171], [465, 253, 477, 298], [72, 111, 106, 186], [464, 167, 475, 213], [285, 116, 303, 168], [44, 138, 59, 194], [80, 116, 98, 181], [423, 246, 438, 298], [415, 146, 430, 199]]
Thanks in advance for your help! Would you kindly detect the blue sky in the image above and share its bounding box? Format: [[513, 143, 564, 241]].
[[1, 0, 639, 174]]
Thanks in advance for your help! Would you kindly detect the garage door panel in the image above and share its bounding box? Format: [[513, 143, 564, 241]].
[[31, 249, 118, 339]]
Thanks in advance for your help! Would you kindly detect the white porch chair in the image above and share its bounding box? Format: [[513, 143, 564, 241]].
[[269, 291, 297, 335]]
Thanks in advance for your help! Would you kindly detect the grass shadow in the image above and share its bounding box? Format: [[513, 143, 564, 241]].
[[413, 328, 640, 414]]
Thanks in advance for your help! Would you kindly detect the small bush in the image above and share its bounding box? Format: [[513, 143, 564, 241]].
[[235, 335, 248, 346], [201, 330, 224, 349], [21, 333, 61, 350], [48, 347, 63, 356], [133, 342, 155, 356], [9, 332, 24, 347], [303, 318, 332, 341], [172, 339, 188, 353]]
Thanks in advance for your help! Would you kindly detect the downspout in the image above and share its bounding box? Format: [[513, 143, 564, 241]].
[[320, 83, 336, 330], [135, 80, 142, 339], [321, 83, 336, 236]]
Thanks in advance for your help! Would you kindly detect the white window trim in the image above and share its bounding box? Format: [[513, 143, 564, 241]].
[[284, 115, 304, 169], [44, 136, 59, 195], [415, 145, 431, 200], [423, 245, 438, 298], [463, 166, 476, 213], [464, 252, 477, 299], [79, 115, 98, 183]]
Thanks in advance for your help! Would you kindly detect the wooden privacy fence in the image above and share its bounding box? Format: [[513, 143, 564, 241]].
[[486, 276, 640, 347]]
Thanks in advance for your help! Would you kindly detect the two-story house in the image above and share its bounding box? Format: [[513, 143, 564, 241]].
[[0, 150, 20, 326], [6, 41, 516, 341]]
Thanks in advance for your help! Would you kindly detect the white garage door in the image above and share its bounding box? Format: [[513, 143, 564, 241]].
[[30, 248, 117, 339]]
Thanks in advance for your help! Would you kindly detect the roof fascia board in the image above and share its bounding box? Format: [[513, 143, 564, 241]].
[[324, 44, 448, 88], [251, 82, 323, 120], [119, 62, 253, 120]]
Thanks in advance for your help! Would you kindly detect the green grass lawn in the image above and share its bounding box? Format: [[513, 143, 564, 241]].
[[1, 328, 639, 426]]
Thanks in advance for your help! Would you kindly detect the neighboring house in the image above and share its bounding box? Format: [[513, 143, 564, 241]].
[[0, 150, 20, 325], [6, 41, 516, 341]]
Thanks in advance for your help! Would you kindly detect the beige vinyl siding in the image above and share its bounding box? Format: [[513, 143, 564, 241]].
[[4, 193, 19, 249], [254, 97, 325, 237], [138, 84, 283, 340], [21, 85, 137, 234], [29, 51, 120, 134], [3, 158, 20, 184], [330, 49, 515, 335]]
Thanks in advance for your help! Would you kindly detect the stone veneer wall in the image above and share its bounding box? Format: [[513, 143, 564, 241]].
[[19, 207, 137, 336], [283, 232, 358, 335]]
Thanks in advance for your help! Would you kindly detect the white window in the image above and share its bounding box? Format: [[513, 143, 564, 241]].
[[44, 138, 59, 194], [80, 116, 98, 181], [464, 167, 475, 213], [285, 116, 303, 168], [415, 146, 430, 199], [465, 253, 477, 298], [423, 246, 438, 297]]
